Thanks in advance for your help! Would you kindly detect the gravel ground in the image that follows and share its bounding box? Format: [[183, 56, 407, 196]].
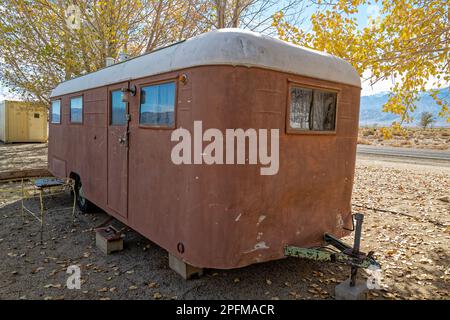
[[0, 144, 449, 300], [0, 194, 352, 300]]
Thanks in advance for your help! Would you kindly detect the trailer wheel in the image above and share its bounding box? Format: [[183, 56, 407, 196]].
[[75, 180, 95, 213]]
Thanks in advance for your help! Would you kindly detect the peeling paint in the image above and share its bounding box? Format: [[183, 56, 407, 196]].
[[257, 215, 266, 226], [244, 241, 269, 253], [235, 213, 242, 222], [336, 214, 344, 230]]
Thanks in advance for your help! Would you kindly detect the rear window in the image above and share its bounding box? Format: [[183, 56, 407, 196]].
[[70, 96, 83, 123], [51, 100, 61, 124], [289, 86, 337, 132], [139, 81, 176, 127]]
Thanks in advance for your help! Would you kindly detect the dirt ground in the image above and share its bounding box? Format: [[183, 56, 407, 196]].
[[358, 127, 450, 150], [0, 143, 449, 300]]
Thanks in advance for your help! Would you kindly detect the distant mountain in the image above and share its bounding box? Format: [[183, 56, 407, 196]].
[[140, 111, 174, 126], [359, 87, 449, 127]]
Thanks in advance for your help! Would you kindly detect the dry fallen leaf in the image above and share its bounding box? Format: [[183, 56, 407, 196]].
[[31, 267, 44, 274], [153, 292, 162, 299]]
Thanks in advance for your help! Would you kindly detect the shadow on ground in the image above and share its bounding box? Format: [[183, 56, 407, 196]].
[[1, 190, 447, 300], [0, 192, 359, 300]]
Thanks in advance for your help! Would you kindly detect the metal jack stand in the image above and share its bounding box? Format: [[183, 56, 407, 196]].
[[350, 213, 364, 287], [285, 213, 380, 300]]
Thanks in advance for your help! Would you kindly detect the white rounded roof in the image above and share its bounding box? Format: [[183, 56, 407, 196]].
[[50, 29, 361, 97]]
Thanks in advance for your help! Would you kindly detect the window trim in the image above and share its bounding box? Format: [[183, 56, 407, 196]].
[[69, 95, 84, 125], [50, 99, 61, 125], [109, 89, 127, 126], [286, 81, 340, 135], [138, 79, 178, 130]]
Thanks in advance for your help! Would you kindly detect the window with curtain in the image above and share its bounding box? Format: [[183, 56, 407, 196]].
[[139, 82, 176, 127], [289, 86, 337, 131], [51, 100, 61, 124], [111, 90, 126, 125], [70, 96, 83, 123]]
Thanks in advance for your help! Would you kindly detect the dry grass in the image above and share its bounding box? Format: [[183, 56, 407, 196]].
[[358, 127, 450, 150]]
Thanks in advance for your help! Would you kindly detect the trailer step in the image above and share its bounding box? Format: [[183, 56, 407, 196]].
[[95, 226, 124, 255]]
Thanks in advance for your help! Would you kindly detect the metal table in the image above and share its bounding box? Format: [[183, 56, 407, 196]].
[[2, 177, 78, 242]]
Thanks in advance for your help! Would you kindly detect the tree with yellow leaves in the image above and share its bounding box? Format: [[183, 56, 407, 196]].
[[0, 0, 210, 103], [273, 0, 449, 124], [0, 0, 304, 103]]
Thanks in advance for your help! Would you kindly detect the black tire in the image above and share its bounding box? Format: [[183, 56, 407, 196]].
[[75, 179, 95, 213]]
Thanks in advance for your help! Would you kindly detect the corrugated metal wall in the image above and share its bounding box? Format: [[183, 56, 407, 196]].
[[0, 101, 5, 142], [0, 100, 48, 143]]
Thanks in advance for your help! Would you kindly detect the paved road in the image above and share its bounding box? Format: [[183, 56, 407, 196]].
[[357, 145, 450, 161]]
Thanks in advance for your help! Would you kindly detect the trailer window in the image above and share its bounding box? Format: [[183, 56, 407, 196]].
[[140, 81, 175, 127], [70, 96, 83, 123], [289, 86, 337, 131], [51, 100, 61, 124], [111, 90, 126, 125]]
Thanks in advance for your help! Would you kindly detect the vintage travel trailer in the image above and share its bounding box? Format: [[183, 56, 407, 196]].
[[49, 29, 361, 275], [0, 100, 48, 143]]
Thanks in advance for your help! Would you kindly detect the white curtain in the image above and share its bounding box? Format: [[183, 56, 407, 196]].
[[290, 87, 336, 131]]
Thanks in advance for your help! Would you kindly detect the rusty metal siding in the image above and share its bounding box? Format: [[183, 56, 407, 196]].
[[48, 65, 360, 269]]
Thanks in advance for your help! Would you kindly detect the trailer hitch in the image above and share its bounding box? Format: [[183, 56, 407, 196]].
[[285, 213, 380, 286]]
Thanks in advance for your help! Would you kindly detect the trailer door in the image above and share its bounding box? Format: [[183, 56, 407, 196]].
[[107, 82, 130, 219]]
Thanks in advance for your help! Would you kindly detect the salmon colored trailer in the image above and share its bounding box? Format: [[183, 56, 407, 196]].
[[49, 29, 361, 274]]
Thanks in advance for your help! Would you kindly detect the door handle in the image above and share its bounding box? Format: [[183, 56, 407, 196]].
[[118, 136, 126, 144]]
